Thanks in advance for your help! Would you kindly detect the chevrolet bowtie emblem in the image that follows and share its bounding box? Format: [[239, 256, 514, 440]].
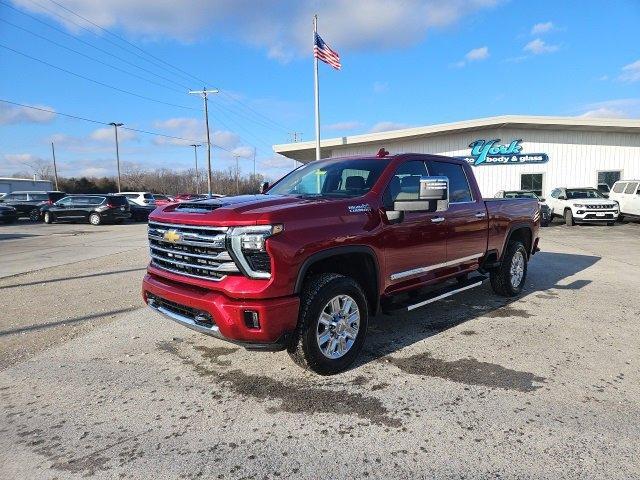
[[163, 229, 182, 243]]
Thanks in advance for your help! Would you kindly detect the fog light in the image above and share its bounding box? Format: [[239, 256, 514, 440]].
[[243, 310, 260, 329], [577, 210, 584, 214]]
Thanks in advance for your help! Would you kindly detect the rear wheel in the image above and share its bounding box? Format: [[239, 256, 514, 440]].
[[564, 209, 575, 226], [43, 211, 54, 224], [288, 273, 368, 375], [89, 213, 102, 226], [490, 241, 528, 297], [29, 208, 40, 222]]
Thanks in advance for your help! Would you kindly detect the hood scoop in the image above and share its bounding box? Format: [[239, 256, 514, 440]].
[[174, 202, 222, 213]]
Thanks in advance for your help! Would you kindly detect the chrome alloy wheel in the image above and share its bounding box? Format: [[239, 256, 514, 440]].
[[510, 250, 525, 289], [316, 294, 360, 359]]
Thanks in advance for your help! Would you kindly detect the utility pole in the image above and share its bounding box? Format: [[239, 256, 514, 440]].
[[233, 154, 240, 195], [50, 142, 59, 191], [189, 88, 219, 197], [109, 122, 124, 192], [252, 147, 256, 177], [190, 144, 201, 194]]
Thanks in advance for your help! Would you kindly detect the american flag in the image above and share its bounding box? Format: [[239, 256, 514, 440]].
[[314, 32, 341, 70]]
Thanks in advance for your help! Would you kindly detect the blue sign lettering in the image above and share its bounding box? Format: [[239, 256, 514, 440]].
[[457, 139, 548, 166]]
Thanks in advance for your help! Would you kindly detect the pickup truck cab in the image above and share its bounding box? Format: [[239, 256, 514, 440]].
[[609, 180, 640, 220], [547, 187, 619, 226], [143, 153, 540, 374]]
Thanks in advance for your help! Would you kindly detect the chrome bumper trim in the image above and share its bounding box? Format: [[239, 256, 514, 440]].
[[390, 253, 484, 281], [148, 303, 226, 340]]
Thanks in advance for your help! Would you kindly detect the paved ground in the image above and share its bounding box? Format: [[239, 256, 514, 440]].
[[1, 219, 639, 479]]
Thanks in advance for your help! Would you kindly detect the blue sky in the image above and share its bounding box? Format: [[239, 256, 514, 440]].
[[1, 0, 638, 180]]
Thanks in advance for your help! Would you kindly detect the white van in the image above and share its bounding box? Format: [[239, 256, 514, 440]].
[[609, 180, 640, 219], [120, 192, 156, 207]]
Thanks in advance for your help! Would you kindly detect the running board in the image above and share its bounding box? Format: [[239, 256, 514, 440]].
[[383, 275, 487, 314]]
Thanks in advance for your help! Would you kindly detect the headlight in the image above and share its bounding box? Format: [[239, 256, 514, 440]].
[[228, 224, 284, 279]]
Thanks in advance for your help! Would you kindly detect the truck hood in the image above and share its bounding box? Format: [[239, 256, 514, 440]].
[[151, 194, 350, 225]]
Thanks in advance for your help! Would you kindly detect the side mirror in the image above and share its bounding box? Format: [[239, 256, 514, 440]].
[[393, 176, 449, 212], [260, 181, 270, 194], [539, 197, 546, 202]]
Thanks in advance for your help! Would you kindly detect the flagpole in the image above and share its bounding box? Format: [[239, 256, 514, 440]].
[[313, 14, 321, 161]]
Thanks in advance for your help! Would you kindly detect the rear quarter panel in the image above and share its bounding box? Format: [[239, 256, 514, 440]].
[[485, 198, 539, 257]]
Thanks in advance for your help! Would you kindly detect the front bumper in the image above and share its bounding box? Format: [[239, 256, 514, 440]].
[[142, 272, 300, 350], [573, 209, 618, 222]]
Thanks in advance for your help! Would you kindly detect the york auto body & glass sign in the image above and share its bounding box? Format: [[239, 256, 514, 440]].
[[456, 139, 549, 166]]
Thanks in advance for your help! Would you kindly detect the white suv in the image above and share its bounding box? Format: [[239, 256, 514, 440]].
[[120, 192, 156, 207], [547, 187, 619, 226], [609, 180, 640, 220]]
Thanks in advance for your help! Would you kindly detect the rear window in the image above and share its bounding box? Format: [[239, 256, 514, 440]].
[[50, 192, 66, 202], [612, 182, 626, 194], [29, 193, 48, 201], [143, 193, 154, 199], [123, 193, 138, 199], [108, 196, 128, 206]]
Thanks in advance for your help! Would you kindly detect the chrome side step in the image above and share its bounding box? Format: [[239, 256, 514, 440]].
[[407, 279, 485, 311]]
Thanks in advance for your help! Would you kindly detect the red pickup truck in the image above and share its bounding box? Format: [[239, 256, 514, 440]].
[[143, 153, 540, 374]]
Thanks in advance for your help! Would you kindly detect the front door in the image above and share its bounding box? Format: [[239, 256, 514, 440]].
[[51, 197, 74, 219], [626, 182, 640, 215], [427, 160, 487, 272], [381, 160, 447, 294]]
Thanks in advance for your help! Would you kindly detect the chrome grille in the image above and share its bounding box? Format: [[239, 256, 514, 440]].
[[148, 221, 240, 281], [586, 204, 615, 210]]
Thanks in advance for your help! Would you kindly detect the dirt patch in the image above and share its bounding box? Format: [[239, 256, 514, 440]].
[[388, 352, 545, 392], [484, 305, 534, 319], [194, 345, 239, 366], [460, 330, 477, 336], [158, 341, 402, 428]]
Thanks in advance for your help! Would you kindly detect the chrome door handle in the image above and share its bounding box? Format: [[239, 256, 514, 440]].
[[431, 217, 445, 224], [475, 212, 486, 218]]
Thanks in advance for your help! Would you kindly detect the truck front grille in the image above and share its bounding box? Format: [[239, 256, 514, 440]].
[[148, 221, 240, 281]]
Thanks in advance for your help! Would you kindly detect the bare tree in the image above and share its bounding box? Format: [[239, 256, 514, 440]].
[[22, 158, 54, 181]]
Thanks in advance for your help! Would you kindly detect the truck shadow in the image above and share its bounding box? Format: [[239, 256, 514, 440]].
[[359, 251, 600, 366]]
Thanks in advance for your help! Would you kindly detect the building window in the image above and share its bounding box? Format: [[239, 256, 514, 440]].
[[598, 171, 621, 189], [521, 174, 543, 197]]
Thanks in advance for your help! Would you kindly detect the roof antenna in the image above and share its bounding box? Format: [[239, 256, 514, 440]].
[[376, 147, 389, 157]]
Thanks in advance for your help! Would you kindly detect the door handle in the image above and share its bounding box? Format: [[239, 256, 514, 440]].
[[475, 212, 486, 218], [431, 217, 445, 224]]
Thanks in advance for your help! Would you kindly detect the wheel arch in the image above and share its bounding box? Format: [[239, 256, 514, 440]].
[[294, 246, 381, 316], [500, 223, 533, 261]]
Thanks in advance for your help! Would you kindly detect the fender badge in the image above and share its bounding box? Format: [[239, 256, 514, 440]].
[[348, 204, 372, 213]]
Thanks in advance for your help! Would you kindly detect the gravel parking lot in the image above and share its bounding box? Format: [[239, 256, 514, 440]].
[[1, 219, 639, 478]]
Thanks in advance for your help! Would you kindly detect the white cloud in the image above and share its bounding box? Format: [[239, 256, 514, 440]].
[[90, 127, 138, 142], [369, 121, 411, 133], [231, 146, 255, 158], [373, 81, 389, 94], [579, 99, 640, 119], [524, 38, 559, 55], [12, 0, 503, 61], [79, 167, 110, 177], [2, 153, 44, 166], [152, 117, 205, 146], [324, 121, 363, 131], [531, 21, 554, 35], [0, 103, 55, 125], [619, 59, 640, 83], [465, 46, 489, 61]]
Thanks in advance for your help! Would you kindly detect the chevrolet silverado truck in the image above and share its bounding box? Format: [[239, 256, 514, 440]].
[[143, 153, 540, 374]]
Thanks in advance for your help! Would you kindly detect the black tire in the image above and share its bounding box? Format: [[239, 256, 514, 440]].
[[564, 209, 575, 226], [607, 222, 615, 226], [618, 215, 624, 223], [288, 273, 368, 375], [43, 211, 54, 224], [29, 208, 40, 222], [89, 213, 102, 226], [490, 241, 528, 297]]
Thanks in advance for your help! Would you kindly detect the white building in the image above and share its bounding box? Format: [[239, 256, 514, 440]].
[[0, 177, 53, 194], [273, 115, 640, 198]]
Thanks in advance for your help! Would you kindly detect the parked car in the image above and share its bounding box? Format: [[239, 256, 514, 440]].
[[152, 194, 175, 206], [495, 190, 550, 226], [547, 187, 619, 226], [120, 192, 156, 207], [609, 180, 640, 221], [128, 198, 155, 222], [0, 191, 67, 221], [0, 205, 18, 224], [142, 153, 540, 374], [42, 194, 130, 225], [597, 183, 611, 198]]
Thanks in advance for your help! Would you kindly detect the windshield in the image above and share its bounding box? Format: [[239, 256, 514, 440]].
[[566, 189, 605, 199], [267, 158, 387, 198], [504, 191, 539, 199]]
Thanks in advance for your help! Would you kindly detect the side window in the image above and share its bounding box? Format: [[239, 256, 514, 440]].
[[10, 193, 28, 201], [88, 197, 105, 205], [428, 161, 473, 203], [57, 197, 73, 206], [612, 183, 626, 194], [624, 182, 639, 194], [382, 161, 428, 206], [550, 189, 559, 198]]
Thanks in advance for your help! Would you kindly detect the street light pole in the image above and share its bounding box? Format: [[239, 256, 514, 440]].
[[190, 144, 201, 194], [109, 122, 124, 192], [233, 154, 240, 195], [188, 88, 219, 197], [50, 142, 59, 191]]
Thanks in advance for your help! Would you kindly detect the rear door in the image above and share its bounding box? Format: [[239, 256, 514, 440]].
[[427, 160, 487, 268], [625, 182, 640, 215], [381, 160, 447, 293]]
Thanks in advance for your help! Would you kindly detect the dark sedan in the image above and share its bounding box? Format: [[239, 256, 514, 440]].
[[0, 205, 18, 224]]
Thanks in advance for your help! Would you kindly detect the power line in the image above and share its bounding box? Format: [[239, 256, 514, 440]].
[[44, 0, 210, 87], [0, 0, 192, 91], [0, 99, 236, 152], [0, 44, 200, 111], [0, 18, 185, 94], [219, 90, 292, 133]]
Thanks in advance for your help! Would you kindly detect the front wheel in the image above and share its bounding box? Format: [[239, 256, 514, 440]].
[[29, 208, 40, 222], [288, 273, 368, 375], [89, 213, 102, 225], [490, 241, 528, 297], [43, 211, 54, 224], [564, 209, 575, 226]]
